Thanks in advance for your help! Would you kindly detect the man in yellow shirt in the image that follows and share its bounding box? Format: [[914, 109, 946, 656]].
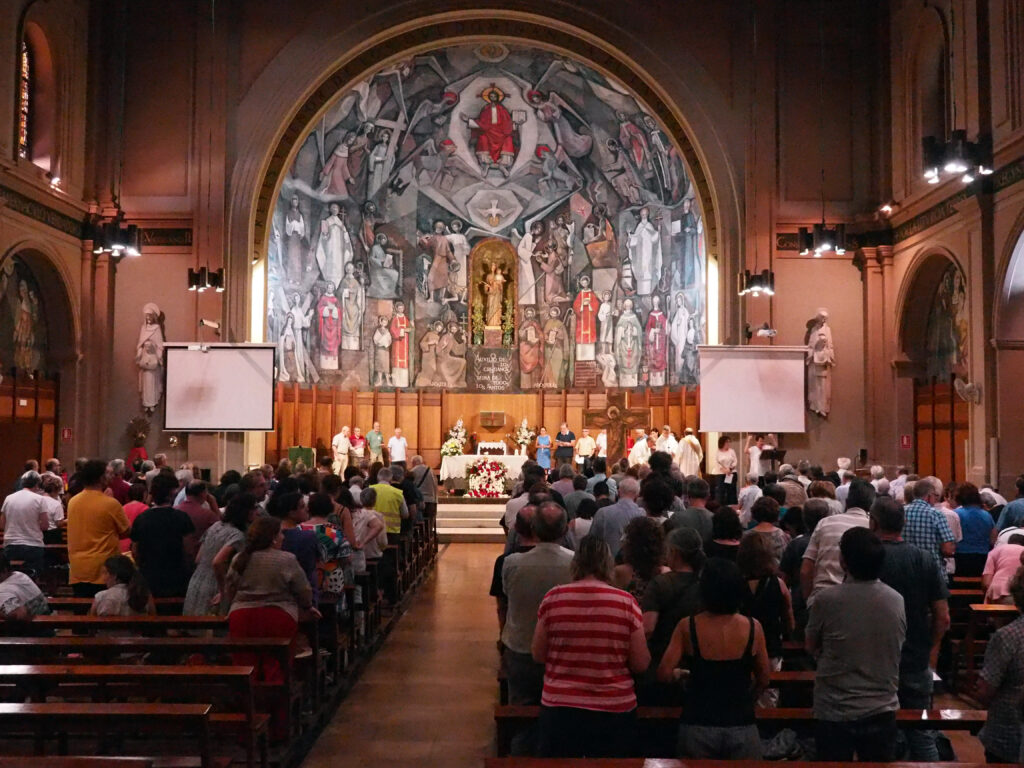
[[574, 427, 597, 475], [370, 467, 408, 536], [67, 459, 129, 597]]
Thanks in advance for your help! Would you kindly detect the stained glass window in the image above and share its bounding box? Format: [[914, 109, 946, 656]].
[[18, 39, 31, 159]]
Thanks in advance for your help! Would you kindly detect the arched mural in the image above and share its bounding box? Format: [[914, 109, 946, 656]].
[[0, 256, 48, 377], [266, 42, 706, 392], [923, 261, 967, 380]]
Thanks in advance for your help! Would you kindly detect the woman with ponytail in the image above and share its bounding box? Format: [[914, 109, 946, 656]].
[[184, 492, 257, 616], [90, 555, 155, 616]]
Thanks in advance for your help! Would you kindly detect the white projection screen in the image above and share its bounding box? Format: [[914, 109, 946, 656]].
[[164, 344, 276, 432], [698, 346, 807, 434]]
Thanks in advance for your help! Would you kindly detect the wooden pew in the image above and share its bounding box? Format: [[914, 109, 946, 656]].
[[493, 705, 988, 757], [26, 614, 227, 633], [960, 603, 1019, 685], [484, 761, 986, 768], [0, 665, 267, 768], [45, 597, 186, 615], [0, 702, 212, 768]]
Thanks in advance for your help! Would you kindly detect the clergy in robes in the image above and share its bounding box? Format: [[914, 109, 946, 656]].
[[656, 427, 678, 455], [461, 86, 517, 173], [669, 293, 689, 385], [541, 307, 569, 389], [628, 430, 651, 467], [645, 297, 669, 386], [418, 222, 455, 302], [389, 304, 412, 387], [572, 276, 600, 362], [615, 300, 643, 387], [371, 316, 392, 386], [519, 306, 543, 388], [516, 221, 544, 305], [339, 264, 364, 350], [315, 203, 353, 288], [415, 321, 442, 386], [675, 428, 704, 477], [317, 287, 342, 370], [627, 207, 662, 295], [283, 196, 306, 284]]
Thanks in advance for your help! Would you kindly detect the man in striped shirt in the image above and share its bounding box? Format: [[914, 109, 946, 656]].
[[532, 536, 650, 757]]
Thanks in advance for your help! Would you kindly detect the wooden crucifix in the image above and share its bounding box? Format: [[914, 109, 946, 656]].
[[583, 392, 650, 468]]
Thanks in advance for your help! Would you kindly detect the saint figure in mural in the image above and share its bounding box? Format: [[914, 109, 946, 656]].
[[669, 292, 690, 384], [283, 196, 307, 285], [367, 128, 392, 197], [460, 84, 519, 176], [368, 232, 401, 299], [615, 298, 643, 387], [572, 275, 600, 362], [679, 198, 699, 289], [319, 133, 356, 196], [617, 111, 652, 182], [446, 219, 470, 289], [597, 289, 615, 354], [628, 206, 662, 296], [542, 306, 569, 389], [371, 315, 392, 386], [317, 284, 341, 370], [643, 115, 672, 198], [805, 308, 835, 418], [280, 294, 318, 384], [645, 294, 668, 387], [417, 221, 455, 303], [437, 321, 467, 387], [515, 220, 544, 305], [482, 262, 506, 328], [536, 243, 568, 303], [389, 302, 412, 387], [13, 280, 40, 375], [339, 263, 364, 351], [315, 203, 353, 288], [135, 302, 165, 415], [519, 306, 543, 389], [415, 321, 442, 386]]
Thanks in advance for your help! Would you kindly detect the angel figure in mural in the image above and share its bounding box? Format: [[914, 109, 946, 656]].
[[615, 298, 643, 387], [669, 292, 690, 385], [417, 221, 455, 303], [525, 89, 594, 159], [459, 84, 522, 177], [645, 294, 669, 387], [437, 321, 467, 387], [482, 262, 506, 328], [339, 263, 364, 351], [368, 232, 401, 299], [317, 283, 341, 370], [514, 220, 544, 305], [135, 302, 164, 414], [805, 308, 835, 417], [371, 315, 392, 387], [536, 145, 581, 192], [628, 207, 662, 296], [519, 306, 543, 389], [283, 196, 307, 284], [616, 110, 653, 183], [315, 203, 353, 288], [602, 139, 642, 206], [542, 306, 569, 389]]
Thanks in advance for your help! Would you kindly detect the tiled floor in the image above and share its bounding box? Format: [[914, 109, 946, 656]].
[[302, 542, 987, 766], [302, 542, 502, 768]]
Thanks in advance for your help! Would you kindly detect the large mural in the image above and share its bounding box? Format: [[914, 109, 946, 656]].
[[924, 262, 968, 380], [266, 42, 707, 392], [0, 257, 48, 378]]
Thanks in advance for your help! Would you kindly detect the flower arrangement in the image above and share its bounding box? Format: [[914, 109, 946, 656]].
[[506, 418, 535, 455], [466, 458, 509, 497], [441, 418, 468, 457]]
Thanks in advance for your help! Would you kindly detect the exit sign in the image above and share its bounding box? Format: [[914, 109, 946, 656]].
[[61, 427, 73, 442], [900, 434, 912, 450]]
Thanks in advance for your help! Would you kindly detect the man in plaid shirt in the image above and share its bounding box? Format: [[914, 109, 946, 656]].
[[903, 477, 955, 581]]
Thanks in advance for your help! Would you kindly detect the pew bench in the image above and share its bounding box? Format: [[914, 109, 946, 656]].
[[493, 705, 987, 757], [0, 760, 232, 768], [484, 760, 985, 768]]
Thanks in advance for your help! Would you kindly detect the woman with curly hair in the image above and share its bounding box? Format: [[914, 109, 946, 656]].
[[613, 516, 667, 600]]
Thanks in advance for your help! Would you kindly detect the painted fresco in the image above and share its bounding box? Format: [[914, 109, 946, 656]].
[[0, 256, 47, 378], [924, 262, 968, 380], [266, 42, 706, 390]]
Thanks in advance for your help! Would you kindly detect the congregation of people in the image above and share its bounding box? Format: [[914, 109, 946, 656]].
[[491, 434, 1024, 763]]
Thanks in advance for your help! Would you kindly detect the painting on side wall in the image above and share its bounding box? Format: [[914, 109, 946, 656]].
[[924, 262, 968, 380], [0, 256, 48, 378], [265, 42, 707, 392]]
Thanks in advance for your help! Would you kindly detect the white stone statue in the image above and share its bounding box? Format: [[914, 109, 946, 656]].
[[136, 303, 165, 415], [805, 307, 835, 417]]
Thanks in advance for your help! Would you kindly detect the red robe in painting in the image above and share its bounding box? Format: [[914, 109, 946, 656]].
[[645, 309, 668, 372], [317, 295, 342, 357], [472, 103, 516, 162], [390, 313, 410, 370], [573, 289, 600, 344], [519, 317, 543, 375]]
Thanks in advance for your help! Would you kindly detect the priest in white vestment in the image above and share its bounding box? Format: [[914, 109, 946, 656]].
[[675, 428, 704, 476], [627, 430, 651, 466]]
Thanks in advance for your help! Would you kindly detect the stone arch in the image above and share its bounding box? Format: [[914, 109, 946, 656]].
[[225, 5, 742, 345], [896, 246, 965, 367]]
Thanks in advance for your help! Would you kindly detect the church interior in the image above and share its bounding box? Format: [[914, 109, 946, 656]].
[[1, 0, 1024, 766]]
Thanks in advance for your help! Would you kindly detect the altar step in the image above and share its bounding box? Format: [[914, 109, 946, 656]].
[[437, 498, 506, 543]]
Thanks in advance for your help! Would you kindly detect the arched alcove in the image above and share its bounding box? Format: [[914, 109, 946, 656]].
[[906, 7, 949, 182], [20, 20, 58, 173]]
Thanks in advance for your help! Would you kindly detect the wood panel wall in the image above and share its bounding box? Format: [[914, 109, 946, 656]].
[[266, 386, 699, 469]]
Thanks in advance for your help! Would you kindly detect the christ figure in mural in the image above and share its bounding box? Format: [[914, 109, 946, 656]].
[[460, 84, 519, 177]]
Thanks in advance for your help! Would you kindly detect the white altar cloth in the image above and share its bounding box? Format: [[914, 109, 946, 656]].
[[440, 453, 531, 482]]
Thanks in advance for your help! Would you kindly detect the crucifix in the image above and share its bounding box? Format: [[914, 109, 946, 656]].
[[583, 392, 650, 468]]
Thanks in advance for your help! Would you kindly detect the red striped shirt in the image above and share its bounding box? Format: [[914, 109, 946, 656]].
[[536, 579, 642, 712]]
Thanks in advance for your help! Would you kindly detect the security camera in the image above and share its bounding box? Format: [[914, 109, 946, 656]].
[[199, 319, 220, 330]]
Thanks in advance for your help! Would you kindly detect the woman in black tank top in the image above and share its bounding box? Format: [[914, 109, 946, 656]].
[[656, 559, 770, 759]]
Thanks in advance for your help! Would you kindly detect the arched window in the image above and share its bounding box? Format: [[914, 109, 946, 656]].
[[913, 10, 949, 175], [17, 39, 31, 160]]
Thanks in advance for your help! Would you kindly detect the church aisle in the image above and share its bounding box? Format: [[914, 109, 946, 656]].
[[302, 543, 502, 768]]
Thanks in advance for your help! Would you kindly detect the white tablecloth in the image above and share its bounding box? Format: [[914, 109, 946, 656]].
[[440, 454, 531, 481]]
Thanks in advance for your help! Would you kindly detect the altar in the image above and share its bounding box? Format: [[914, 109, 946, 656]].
[[440, 453, 531, 482]]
